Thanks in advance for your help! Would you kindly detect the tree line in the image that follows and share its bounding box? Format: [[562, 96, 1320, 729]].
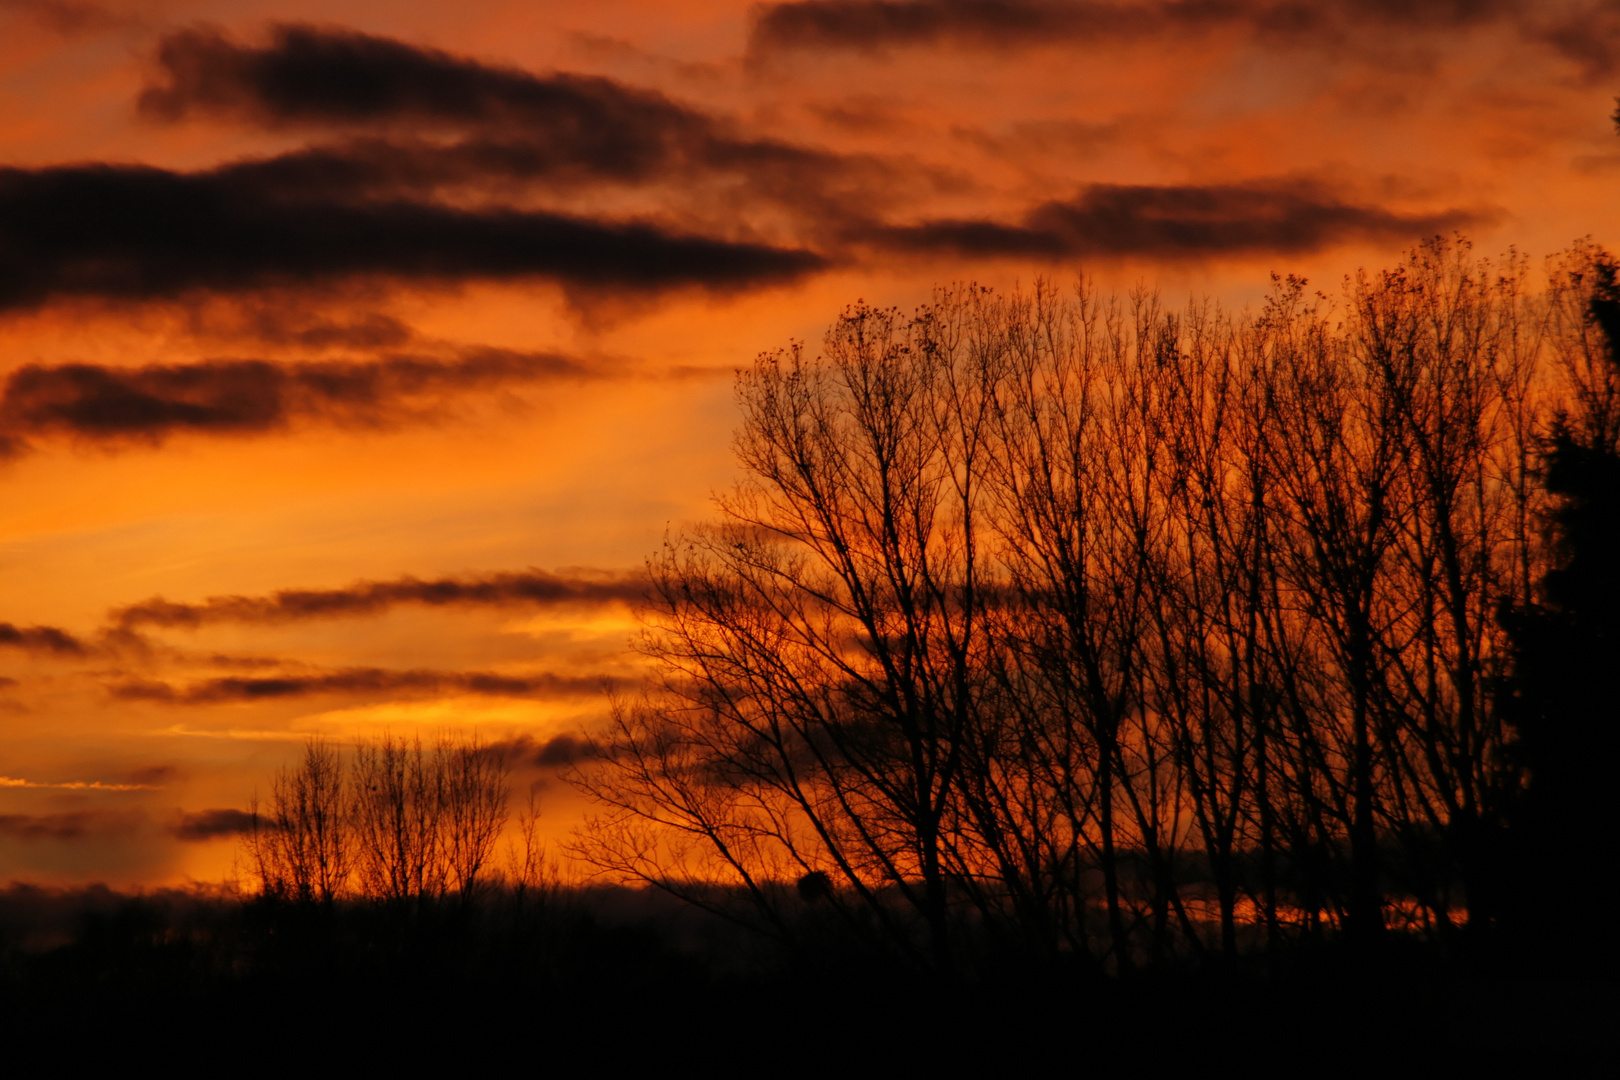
[[568, 236, 1620, 971], [244, 732, 543, 908]]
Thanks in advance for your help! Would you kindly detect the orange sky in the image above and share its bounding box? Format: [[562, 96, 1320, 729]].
[[1, 0, 1616, 886]]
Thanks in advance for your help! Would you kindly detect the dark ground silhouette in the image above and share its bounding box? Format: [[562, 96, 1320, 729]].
[[0, 880, 1613, 1071]]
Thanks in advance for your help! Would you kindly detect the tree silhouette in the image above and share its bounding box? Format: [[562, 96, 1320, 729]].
[[1496, 249, 1620, 968], [569, 238, 1571, 970], [245, 736, 351, 904], [244, 731, 512, 907]]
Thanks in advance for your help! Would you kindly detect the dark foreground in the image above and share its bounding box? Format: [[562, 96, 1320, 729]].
[[1, 885, 1612, 1072]]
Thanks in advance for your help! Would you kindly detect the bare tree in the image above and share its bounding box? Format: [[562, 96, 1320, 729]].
[[243, 730, 515, 910], [568, 236, 1595, 966], [571, 303, 1002, 965], [352, 733, 444, 903], [245, 736, 352, 903], [503, 790, 561, 915], [440, 733, 513, 903]]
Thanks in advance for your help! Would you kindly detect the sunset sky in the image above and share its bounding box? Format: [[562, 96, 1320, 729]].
[[0, 0, 1616, 887]]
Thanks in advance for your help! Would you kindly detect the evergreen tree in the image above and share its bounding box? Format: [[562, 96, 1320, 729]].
[[1496, 258, 1620, 969]]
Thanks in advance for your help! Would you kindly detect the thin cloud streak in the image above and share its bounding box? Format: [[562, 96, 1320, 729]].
[[749, 0, 1620, 75], [0, 810, 142, 840], [109, 667, 618, 704], [139, 26, 881, 206], [869, 180, 1489, 257], [140, 23, 715, 134], [0, 0, 144, 37], [111, 568, 647, 629], [171, 808, 255, 840], [0, 351, 601, 456], [0, 775, 161, 791], [129, 20, 919, 262], [0, 623, 88, 655]]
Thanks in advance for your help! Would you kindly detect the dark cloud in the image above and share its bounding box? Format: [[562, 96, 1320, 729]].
[[477, 731, 606, 770], [136, 26, 904, 223], [1536, 7, 1620, 78], [168, 302, 420, 353], [0, 811, 141, 840], [536, 733, 591, 767], [752, 0, 1164, 50], [749, 1, 1610, 68], [149, 129, 768, 209], [133, 134, 885, 244], [0, 813, 91, 840], [141, 24, 710, 137], [112, 568, 646, 630], [871, 180, 1486, 258], [108, 667, 615, 704], [123, 764, 180, 787], [171, 808, 255, 841], [0, 351, 595, 455], [463, 733, 593, 771], [750, 0, 1494, 52], [246, 311, 415, 351], [0, 161, 825, 314], [0, 623, 87, 655], [197, 137, 615, 201], [139, 26, 856, 184]]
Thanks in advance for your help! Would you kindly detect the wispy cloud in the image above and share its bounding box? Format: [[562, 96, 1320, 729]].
[[0, 0, 145, 37], [0, 775, 163, 791], [0, 623, 88, 655], [749, 0, 1620, 76], [111, 568, 646, 629], [0, 810, 145, 840], [0, 350, 596, 456], [133, 25, 910, 231], [868, 179, 1488, 258], [109, 666, 617, 705], [170, 808, 255, 840]]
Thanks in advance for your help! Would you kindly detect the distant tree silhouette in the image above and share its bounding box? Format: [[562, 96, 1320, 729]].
[[244, 731, 512, 907], [246, 736, 350, 904]]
